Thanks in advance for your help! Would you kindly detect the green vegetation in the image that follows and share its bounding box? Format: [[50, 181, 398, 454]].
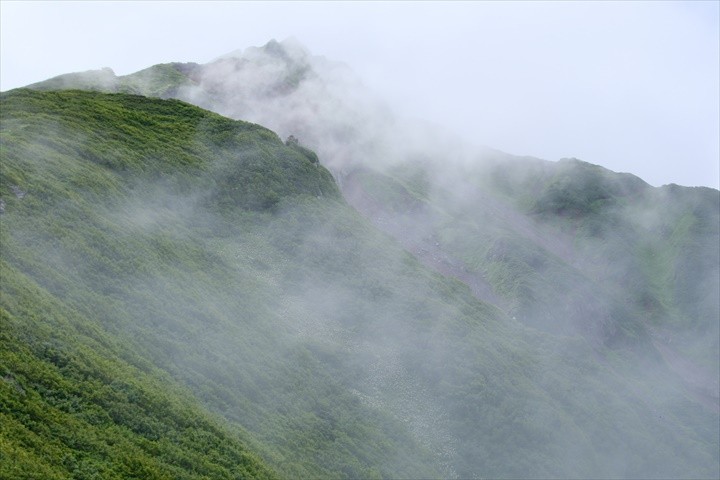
[[360, 154, 718, 353], [342, 157, 719, 474], [0, 89, 432, 478], [27, 63, 198, 99], [1, 89, 717, 479], [0, 291, 276, 480]]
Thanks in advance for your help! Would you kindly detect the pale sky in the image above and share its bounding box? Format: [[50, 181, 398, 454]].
[[1, 1, 718, 188]]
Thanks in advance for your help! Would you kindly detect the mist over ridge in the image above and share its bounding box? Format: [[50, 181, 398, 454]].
[[3, 1, 717, 188], [2, 38, 718, 478]]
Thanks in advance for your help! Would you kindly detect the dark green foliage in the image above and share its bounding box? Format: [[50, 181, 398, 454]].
[[531, 159, 646, 228], [0, 297, 276, 480]]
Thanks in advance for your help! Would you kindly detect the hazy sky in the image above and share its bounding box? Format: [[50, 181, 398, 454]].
[[2, 1, 718, 188]]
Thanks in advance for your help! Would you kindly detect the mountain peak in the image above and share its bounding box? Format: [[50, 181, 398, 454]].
[[215, 38, 310, 66], [262, 38, 287, 58]]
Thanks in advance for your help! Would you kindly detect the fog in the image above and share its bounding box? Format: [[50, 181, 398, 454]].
[[130, 38, 720, 476], [1, 4, 719, 478], [1, 1, 718, 188]]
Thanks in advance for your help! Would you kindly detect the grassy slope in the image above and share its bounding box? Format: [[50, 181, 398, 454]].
[[0, 89, 434, 479], [27, 63, 198, 99], [361, 156, 718, 354], [0, 94, 283, 477], [0, 277, 276, 480], [342, 159, 719, 474], [489, 158, 719, 355], [1, 89, 717, 479], [0, 89, 334, 479]]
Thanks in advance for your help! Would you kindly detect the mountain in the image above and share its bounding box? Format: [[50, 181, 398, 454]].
[[26, 39, 399, 174], [31, 37, 717, 394], [0, 90, 291, 479], [343, 155, 719, 353], [1, 89, 442, 479], [3, 39, 719, 478]]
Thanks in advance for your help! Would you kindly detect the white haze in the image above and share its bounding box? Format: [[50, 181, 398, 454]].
[[1, 0, 718, 189], [2, 13, 718, 476]]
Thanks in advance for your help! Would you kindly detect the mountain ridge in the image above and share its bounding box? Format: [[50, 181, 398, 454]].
[[3, 41, 719, 478]]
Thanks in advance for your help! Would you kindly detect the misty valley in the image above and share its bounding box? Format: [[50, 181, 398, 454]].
[[1, 40, 718, 479]]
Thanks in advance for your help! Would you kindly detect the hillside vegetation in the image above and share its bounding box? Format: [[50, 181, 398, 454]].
[[345, 155, 719, 345], [5, 66, 719, 479], [0, 89, 436, 478], [0, 90, 287, 479]]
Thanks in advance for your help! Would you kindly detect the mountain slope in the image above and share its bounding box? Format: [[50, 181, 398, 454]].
[[0, 89, 437, 479], [1, 280, 276, 480], [341, 154, 719, 412], [60, 36, 713, 413], [343, 155, 719, 342], [0, 99, 280, 477], [8, 42, 720, 479]]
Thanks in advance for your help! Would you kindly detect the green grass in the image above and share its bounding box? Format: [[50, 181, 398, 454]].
[[0, 89, 434, 478], [1, 89, 717, 479]]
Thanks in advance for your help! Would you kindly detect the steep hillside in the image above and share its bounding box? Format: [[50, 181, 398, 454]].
[[2, 89, 436, 479], [9, 41, 720, 479], [344, 157, 719, 337], [341, 155, 719, 408], [0, 91, 287, 480], [27, 39, 399, 174]]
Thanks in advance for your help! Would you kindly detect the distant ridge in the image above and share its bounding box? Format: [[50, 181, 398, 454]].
[[4, 41, 718, 478]]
